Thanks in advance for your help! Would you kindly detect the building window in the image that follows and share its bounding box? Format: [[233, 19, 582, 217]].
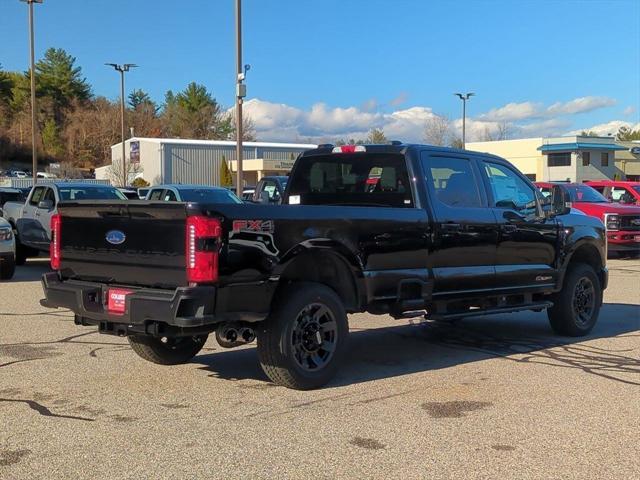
[[582, 151, 590, 166], [601, 152, 609, 167], [548, 152, 571, 167]]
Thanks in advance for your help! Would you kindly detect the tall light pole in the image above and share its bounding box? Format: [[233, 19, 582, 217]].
[[105, 63, 137, 187], [454, 92, 474, 149], [21, 0, 43, 186], [234, 0, 247, 197]]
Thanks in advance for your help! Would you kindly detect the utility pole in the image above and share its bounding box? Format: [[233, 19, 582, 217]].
[[454, 92, 474, 149], [235, 0, 248, 197], [105, 63, 137, 187], [21, 0, 43, 186]]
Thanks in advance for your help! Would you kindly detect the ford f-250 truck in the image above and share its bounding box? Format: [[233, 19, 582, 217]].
[[41, 144, 608, 389]]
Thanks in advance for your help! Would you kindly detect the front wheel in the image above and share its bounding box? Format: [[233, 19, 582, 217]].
[[257, 282, 349, 390], [547, 263, 602, 336], [128, 334, 208, 365], [0, 254, 16, 280]]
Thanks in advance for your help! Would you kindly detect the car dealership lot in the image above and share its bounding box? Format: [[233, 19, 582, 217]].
[[1, 259, 638, 479]]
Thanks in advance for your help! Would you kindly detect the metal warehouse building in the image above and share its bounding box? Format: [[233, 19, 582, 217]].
[[96, 137, 316, 186]]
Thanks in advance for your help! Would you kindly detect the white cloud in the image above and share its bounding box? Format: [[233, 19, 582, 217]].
[[242, 98, 435, 142], [478, 96, 616, 122], [623, 105, 636, 116], [389, 92, 408, 107], [240, 96, 626, 144], [546, 96, 616, 116], [479, 102, 542, 122], [565, 120, 640, 137]]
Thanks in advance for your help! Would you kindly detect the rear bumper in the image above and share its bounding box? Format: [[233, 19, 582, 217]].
[[40, 272, 220, 331]]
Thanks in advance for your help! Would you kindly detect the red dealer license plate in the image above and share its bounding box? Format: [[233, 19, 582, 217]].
[[107, 288, 132, 315]]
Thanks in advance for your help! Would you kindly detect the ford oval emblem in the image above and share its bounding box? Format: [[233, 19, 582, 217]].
[[105, 230, 126, 245]]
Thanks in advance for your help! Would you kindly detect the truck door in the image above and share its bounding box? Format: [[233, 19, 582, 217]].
[[18, 185, 47, 247], [420, 152, 497, 294], [36, 187, 56, 245], [480, 160, 558, 290]]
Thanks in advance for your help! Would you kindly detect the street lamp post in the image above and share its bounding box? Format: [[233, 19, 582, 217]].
[[234, 0, 246, 198], [105, 63, 137, 187], [454, 92, 474, 149], [21, 0, 43, 186]]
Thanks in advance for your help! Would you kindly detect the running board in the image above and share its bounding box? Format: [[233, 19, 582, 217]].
[[428, 301, 554, 321]]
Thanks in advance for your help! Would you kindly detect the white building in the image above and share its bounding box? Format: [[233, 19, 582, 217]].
[[467, 135, 628, 182], [96, 137, 316, 186]]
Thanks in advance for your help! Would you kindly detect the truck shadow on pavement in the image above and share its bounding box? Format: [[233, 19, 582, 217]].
[[195, 302, 639, 388], [5, 259, 51, 283]]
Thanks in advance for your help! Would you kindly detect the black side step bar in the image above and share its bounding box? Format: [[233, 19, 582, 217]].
[[428, 301, 553, 321]]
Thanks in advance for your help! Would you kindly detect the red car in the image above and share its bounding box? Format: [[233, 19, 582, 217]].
[[585, 180, 640, 205], [536, 182, 640, 256]]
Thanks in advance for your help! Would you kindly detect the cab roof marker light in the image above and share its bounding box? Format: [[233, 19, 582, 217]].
[[332, 145, 366, 154]]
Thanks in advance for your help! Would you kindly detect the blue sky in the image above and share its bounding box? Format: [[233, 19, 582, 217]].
[[1, 0, 638, 142]]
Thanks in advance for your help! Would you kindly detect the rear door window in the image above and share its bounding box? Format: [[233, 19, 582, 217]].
[[148, 189, 164, 200], [288, 153, 413, 207], [425, 156, 482, 208]]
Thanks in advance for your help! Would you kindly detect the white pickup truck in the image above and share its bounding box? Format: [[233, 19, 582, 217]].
[[0, 216, 16, 279], [2, 182, 126, 264]]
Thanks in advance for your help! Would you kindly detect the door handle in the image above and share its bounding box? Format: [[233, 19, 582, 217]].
[[501, 224, 518, 233], [441, 222, 462, 232]]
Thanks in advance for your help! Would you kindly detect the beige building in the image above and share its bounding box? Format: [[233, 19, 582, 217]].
[[467, 135, 630, 182], [614, 141, 640, 181]]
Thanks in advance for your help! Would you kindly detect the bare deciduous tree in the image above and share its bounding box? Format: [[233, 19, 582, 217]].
[[424, 114, 451, 146], [482, 122, 513, 141]]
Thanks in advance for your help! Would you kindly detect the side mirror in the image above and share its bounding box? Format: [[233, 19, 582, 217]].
[[259, 191, 270, 203], [551, 185, 571, 216], [38, 199, 54, 210]]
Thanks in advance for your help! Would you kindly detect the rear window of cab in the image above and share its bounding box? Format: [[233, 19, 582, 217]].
[[288, 153, 414, 208]]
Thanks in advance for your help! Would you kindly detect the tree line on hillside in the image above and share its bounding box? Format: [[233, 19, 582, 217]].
[[0, 48, 255, 171]]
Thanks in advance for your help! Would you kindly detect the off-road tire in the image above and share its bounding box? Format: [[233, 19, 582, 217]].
[[128, 334, 208, 365], [547, 263, 601, 336], [257, 282, 348, 390], [0, 254, 15, 280]]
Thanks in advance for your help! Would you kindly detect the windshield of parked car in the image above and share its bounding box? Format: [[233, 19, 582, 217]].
[[58, 186, 127, 200], [564, 185, 609, 203], [179, 188, 242, 204]]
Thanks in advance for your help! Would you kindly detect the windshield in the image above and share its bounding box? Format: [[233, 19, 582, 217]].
[[179, 188, 242, 204], [564, 185, 608, 203], [58, 186, 126, 200]]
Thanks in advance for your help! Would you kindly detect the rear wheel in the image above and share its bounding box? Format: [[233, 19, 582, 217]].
[[128, 334, 208, 365], [0, 254, 15, 280], [257, 282, 348, 390], [547, 263, 601, 336], [14, 236, 27, 265]]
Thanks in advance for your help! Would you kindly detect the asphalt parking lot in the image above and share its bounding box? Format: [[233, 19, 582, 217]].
[[1, 258, 638, 479]]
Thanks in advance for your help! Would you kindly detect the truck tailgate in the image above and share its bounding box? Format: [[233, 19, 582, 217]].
[[57, 201, 188, 288]]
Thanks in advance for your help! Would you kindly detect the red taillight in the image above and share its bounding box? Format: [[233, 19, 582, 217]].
[[50, 214, 62, 270], [186, 215, 221, 283]]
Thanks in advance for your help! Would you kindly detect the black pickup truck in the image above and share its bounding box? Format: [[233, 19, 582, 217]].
[[41, 143, 608, 389]]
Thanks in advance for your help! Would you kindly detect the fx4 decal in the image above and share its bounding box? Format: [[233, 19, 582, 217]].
[[232, 220, 275, 233]]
